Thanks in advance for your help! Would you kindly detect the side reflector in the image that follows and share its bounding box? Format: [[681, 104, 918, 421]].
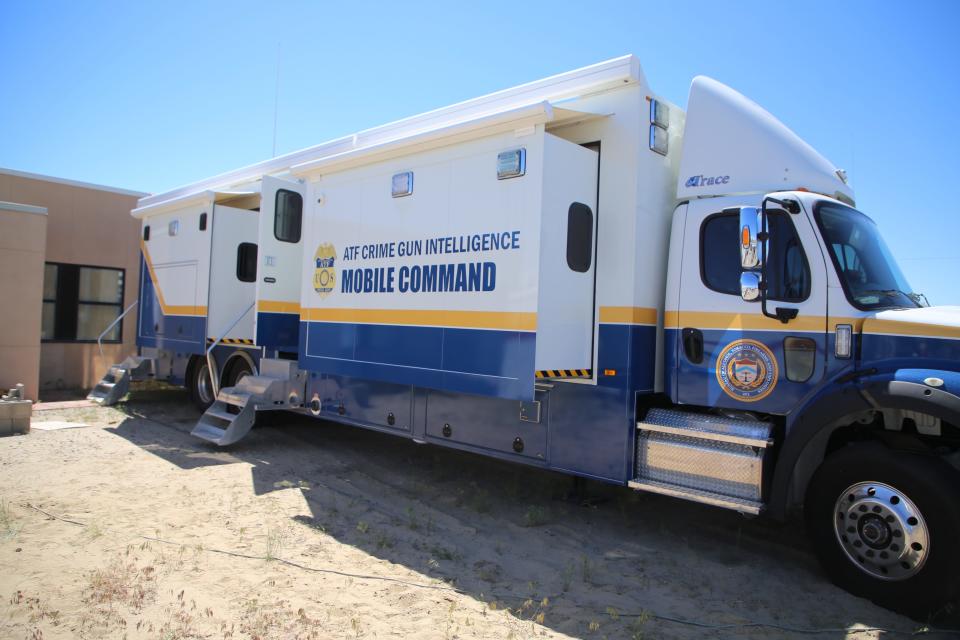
[[835, 324, 853, 359], [603, 369, 617, 376]]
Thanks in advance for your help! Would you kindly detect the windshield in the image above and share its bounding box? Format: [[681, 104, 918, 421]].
[[814, 202, 919, 310]]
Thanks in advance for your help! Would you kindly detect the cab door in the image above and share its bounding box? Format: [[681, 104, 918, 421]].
[[254, 176, 307, 351], [673, 197, 829, 413]]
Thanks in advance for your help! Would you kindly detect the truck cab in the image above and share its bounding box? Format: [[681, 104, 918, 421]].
[[660, 76, 960, 616]]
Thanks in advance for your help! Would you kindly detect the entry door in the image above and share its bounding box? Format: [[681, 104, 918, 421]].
[[674, 198, 828, 414], [254, 176, 307, 350]]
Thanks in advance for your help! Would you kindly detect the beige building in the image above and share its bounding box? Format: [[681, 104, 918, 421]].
[[0, 168, 147, 400]]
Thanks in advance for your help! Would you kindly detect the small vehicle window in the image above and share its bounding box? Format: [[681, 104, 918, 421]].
[[236, 242, 258, 283], [274, 189, 302, 244], [566, 202, 593, 272], [701, 211, 810, 302]]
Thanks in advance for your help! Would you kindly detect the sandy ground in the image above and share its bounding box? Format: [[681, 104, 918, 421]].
[[0, 388, 954, 639]]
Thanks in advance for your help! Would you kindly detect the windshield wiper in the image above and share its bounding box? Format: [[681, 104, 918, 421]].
[[856, 289, 924, 307]]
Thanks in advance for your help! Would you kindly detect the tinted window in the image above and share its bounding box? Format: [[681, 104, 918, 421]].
[[566, 202, 593, 272], [701, 212, 811, 302], [274, 189, 302, 243], [236, 243, 258, 283], [199, 212, 207, 231]]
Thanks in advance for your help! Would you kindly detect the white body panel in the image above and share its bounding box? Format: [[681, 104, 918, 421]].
[[208, 205, 258, 341], [535, 135, 598, 371], [677, 77, 853, 204], [139, 201, 211, 337]]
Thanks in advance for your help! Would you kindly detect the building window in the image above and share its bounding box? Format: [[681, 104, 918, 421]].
[[274, 189, 302, 243], [42, 263, 125, 343]]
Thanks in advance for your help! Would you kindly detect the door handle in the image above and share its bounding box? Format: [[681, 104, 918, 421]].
[[682, 328, 704, 364]]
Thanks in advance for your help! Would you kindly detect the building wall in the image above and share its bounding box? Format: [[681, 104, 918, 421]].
[[0, 203, 48, 401], [0, 170, 146, 395]]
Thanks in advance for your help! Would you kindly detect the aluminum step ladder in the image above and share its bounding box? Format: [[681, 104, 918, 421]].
[[191, 359, 305, 446], [628, 408, 773, 515], [87, 355, 151, 406]]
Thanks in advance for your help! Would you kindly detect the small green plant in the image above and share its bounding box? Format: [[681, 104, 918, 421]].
[[265, 528, 283, 560], [375, 532, 394, 550], [522, 505, 548, 527], [405, 506, 420, 531], [580, 555, 594, 584], [355, 520, 369, 534], [561, 561, 575, 592], [0, 499, 18, 539]]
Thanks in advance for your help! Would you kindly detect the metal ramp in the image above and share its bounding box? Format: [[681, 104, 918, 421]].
[[87, 355, 151, 406], [191, 359, 304, 446]]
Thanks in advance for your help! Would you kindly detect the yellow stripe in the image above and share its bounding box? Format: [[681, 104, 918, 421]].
[[665, 310, 825, 332], [141, 239, 207, 317], [258, 300, 301, 314], [599, 306, 658, 325], [300, 308, 537, 331], [863, 318, 960, 340]]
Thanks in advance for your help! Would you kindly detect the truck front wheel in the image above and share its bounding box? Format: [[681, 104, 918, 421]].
[[805, 442, 960, 618]]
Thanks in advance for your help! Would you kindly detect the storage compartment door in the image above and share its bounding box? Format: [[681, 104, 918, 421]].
[[535, 135, 598, 376], [255, 176, 307, 350]]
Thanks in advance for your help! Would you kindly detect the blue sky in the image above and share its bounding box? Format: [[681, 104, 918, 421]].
[[2, 1, 958, 304]]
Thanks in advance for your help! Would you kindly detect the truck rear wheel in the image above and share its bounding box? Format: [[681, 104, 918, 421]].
[[805, 442, 960, 618], [189, 359, 215, 411]]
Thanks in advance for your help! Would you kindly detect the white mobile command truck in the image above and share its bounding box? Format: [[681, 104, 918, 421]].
[[90, 56, 960, 615]]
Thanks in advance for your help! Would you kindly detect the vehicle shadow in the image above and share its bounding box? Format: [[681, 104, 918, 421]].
[[106, 390, 947, 638]]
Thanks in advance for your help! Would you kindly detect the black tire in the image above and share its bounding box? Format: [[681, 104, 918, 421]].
[[805, 441, 960, 619], [222, 356, 254, 389], [188, 358, 215, 412]]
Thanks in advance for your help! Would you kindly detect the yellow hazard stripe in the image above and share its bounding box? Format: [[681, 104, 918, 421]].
[[141, 240, 207, 317], [535, 369, 592, 379], [207, 338, 255, 345], [301, 308, 537, 331]]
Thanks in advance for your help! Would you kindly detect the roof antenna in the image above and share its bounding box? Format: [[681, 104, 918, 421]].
[[272, 43, 281, 158]]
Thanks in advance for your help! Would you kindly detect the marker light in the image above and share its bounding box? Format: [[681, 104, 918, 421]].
[[649, 125, 668, 156], [497, 148, 526, 180], [741, 225, 750, 247], [835, 324, 853, 359], [650, 99, 669, 130], [392, 171, 413, 198]]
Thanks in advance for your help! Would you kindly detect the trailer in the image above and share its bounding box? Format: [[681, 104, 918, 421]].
[[90, 55, 960, 617]]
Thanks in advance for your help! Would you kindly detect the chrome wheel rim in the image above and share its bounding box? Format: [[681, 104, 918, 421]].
[[196, 364, 214, 405], [833, 481, 929, 581]]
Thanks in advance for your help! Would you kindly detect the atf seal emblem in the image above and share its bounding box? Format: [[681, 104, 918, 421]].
[[313, 243, 336, 297], [716, 339, 778, 402]]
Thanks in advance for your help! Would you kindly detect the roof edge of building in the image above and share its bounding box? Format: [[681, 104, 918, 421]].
[[0, 201, 48, 215], [0, 167, 150, 198]]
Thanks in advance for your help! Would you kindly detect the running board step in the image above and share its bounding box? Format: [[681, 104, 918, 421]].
[[630, 408, 772, 515], [87, 355, 152, 406], [191, 359, 306, 447]]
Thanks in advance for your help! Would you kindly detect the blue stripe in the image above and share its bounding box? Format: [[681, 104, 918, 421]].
[[862, 333, 960, 371], [299, 321, 536, 400], [256, 311, 299, 351]]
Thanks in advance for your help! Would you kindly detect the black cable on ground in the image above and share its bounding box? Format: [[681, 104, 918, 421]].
[[19, 502, 960, 636]]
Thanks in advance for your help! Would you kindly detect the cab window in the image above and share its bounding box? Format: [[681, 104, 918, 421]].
[[701, 211, 811, 302]]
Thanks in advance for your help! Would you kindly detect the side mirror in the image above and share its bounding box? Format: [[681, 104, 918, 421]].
[[740, 272, 762, 302], [739, 207, 763, 269]]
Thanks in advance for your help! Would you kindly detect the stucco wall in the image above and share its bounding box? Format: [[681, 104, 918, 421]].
[[0, 203, 47, 401], [0, 171, 145, 395]]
